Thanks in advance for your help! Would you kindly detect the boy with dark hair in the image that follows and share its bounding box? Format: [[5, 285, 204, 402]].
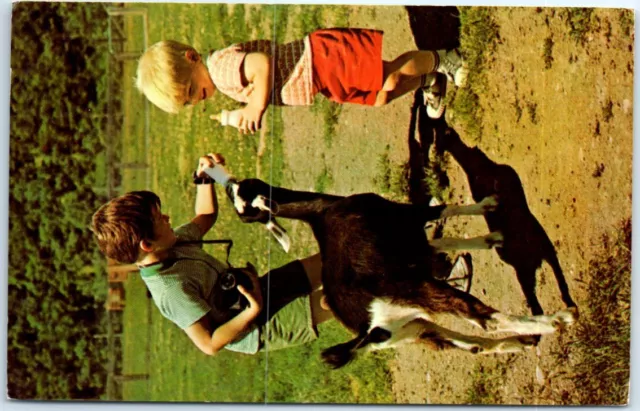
[[91, 154, 332, 355]]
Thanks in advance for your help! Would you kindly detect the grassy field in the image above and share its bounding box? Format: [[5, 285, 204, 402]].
[[118, 3, 393, 404]]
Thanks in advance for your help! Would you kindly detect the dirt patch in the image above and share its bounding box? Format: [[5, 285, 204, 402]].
[[279, 6, 417, 195], [279, 6, 633, 405]]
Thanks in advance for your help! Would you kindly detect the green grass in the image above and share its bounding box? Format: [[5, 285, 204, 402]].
[[264, 321, 394, 404], [563, 219, 631, 404], [310, 97, 343, 148], [94, 152, 107, 188], [562, 8, 596, 45], [464, 362, 508, 404], [118, 3, 392, 404], [314, 167, 334, 193], [423, 159, 451, 202], [372, 145, 410, 200], [450, 7, 500, 141]]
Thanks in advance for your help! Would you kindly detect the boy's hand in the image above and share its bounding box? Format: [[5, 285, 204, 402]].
[[238, 104, 264, 134], [237, 271, 263, 315], [196, 153, 226, 177]]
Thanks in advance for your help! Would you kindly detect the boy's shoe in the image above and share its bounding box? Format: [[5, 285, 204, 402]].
[[422, 73, 447, 119], [436, 48, 468, 87], [446, 253, 473, 293]]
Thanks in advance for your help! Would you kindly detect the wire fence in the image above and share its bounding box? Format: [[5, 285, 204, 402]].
[[101, 4, 151, 400]]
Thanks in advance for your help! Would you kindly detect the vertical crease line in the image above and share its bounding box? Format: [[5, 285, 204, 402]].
[[263, 3, 279, 405]]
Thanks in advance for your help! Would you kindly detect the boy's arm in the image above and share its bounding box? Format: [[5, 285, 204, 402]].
[[191, 184, 218, 237], [184, 306, 259, 356], [191, 154, 225, 236], [239, 52, 273, 134], [184, 275, 263, 356]]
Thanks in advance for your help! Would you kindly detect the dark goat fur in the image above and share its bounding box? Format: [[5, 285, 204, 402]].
[[226, 177, 577, 367]]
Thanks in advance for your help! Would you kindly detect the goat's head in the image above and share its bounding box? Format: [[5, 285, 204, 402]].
[[226, 178, 276, 222], [225, 178, 291, 252]]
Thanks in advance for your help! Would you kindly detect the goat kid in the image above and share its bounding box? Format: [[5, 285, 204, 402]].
[[225, 178, 578, 368]]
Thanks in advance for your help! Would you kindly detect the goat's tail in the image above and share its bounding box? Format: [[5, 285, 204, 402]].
[[321, 327, 391, 369]]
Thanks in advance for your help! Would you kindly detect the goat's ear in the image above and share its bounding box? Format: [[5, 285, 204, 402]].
[[266, 219, 291, 253]]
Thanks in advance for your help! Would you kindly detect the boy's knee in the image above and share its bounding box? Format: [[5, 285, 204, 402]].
[[382, 71, 401, 92], [374, 91, 390, 107]]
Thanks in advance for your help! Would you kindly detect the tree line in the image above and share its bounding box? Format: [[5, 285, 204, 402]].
[[9, 2, 120, 399]]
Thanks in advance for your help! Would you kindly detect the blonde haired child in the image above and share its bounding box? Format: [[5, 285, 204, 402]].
[[136, 29, 467, 132]]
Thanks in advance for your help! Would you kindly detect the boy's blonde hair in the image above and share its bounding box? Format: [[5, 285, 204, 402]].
[[136, 40, 198, 114]]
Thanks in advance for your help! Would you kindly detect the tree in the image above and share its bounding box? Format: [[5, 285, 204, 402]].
[[9, 2, 113, 400]]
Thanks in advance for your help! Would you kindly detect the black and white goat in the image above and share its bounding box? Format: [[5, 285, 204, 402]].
[[224, 178, 578, 368]]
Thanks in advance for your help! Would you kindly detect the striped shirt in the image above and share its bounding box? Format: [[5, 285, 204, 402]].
[[140, 222, 259, 354], [206, 36, 314, 106]]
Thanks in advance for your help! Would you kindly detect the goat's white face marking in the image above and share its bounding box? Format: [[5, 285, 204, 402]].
[[231, 184, 248, 214]]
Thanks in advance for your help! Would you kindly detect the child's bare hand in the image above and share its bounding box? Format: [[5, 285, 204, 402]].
[[238, 105, 264, 134]]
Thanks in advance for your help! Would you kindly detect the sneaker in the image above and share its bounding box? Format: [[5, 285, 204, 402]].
[[446, 253, 473, 293], [436, 48, 468, 87], [422, 73, 447, 119]]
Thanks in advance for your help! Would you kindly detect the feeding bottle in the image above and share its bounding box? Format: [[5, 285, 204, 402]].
[[210, 109, 243, 128]]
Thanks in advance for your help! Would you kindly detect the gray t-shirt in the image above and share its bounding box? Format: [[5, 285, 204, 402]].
[[140, 222, 259, 354]]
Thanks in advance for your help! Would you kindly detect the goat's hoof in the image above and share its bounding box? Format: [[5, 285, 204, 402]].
[[551, 308, 578, 330], [485, 231, 504, 248], [566, 305, 580, 320], [480, 194, 500, 212]]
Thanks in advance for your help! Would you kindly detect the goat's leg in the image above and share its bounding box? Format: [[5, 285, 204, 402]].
[[416, 196, 498, 226], [412, 281, 578, 335], [416, 320, 539, 354], [429, 232, 504, 251], [483, 309, 578, 335], [365, 319, 537, 354], [438, 195, 499, 218]]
